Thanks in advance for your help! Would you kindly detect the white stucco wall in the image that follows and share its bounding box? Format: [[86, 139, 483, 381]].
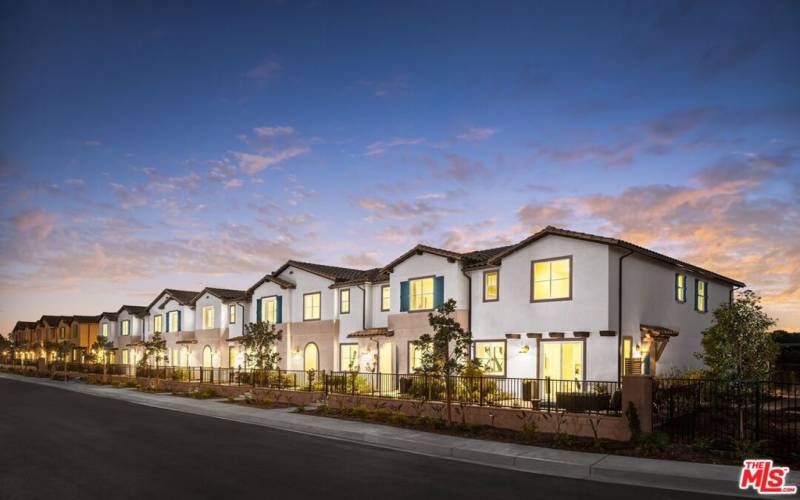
[[159, 298, 195, 332], [370, 282, 390, 328], [335, 285, 365, 339], [116, 310, 143, 338], [620, 252, 733, 375], [249, 280, 291, 325], [388, 253, 469, 312], [275, 266, 336, 322], [98, 317, 116, 340]]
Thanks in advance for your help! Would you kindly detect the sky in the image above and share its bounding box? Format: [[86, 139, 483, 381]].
[[1, 0, 799, 335]]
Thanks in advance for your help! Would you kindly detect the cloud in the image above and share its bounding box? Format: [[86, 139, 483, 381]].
[[342, 251, 382, 267], [224, 178, 243, 189], [364, 137, 427, 156], [10, 209, 57, 241], [83, 140, 102, 147], [231, 147, 308, 175], [456, 127, 498, 142], [356, 196, 461, 221], [429, 154, 488, 183], [245, 58, 281, 83], [254, 126, 295, 137], [64, 178, 86, 187]]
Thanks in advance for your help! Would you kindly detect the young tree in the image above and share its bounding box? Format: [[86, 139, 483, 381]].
[[44, 340, 59, 370], [92, 335, 114, 383], [412, 298, 472, 426], [56, 341, 75, 381], [142, 332, 167, 387], [241, 321, 283, 385], [696, 290, 778, 380], [0, 335, 11, 365]]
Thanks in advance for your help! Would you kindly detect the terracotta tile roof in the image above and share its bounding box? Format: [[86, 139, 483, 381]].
[[246, 274, 296, 296], [276, 260, 374, 282], [329, 268, 390, 288], [380, 244, 463, 274], [461, 244, 516, 270], [191, 287, 247, 304], [98, 312, 118, 322], [146, 288, 201, 310], [347, 328, 394, 338], [71, 315, 102, 323], [487, 226, 744, 287], [13, 321, 37, 331], [38, 315, 72, 327], [117, 305, 148, 317]]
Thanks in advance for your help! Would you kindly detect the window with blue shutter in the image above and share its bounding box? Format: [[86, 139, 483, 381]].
[[433, 276, 444, 308], [400, 281, 409, 312], [256, 298, 263, 322], [276, 296, 283, 324], [177, 311, 182, 331]]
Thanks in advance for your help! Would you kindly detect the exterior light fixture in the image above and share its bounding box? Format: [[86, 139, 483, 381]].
[[518, 345, 530, 354]]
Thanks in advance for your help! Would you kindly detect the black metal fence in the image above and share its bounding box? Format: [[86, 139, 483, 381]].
[[653, 378, 800, 458], [326, 371, 622, 415]]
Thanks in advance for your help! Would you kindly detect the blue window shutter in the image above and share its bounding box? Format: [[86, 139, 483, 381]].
[[276, 296, 283, 324], [434, 276, 445, 308], [694, 279, 699, 311], [256, 298, 263, 322], [400, 281, 409, 312], [165, 313, 169, 333], [177, 311, 182, 331]]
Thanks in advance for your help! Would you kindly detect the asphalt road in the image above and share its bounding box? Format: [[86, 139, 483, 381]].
[[0, 378, 735, 500]]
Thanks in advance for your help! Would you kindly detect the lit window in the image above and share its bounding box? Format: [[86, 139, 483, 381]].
[[154, 315, 163, 333], [59, 327, 65, 339], [229, 304, 236, 324], [102, 323, 109, 337], [340, 289, 350, 314], [675, 274, 686, 303], [408, 341, 431, 372], [121, 320, 130, 336], [261, 298, 277, 324], [622, 337, 633, 375], [484, 270, 499, 301], [122, 350, 129, 365], [339, 344, 359, 371], [695, 280, 707, 312], [304, 292, 321, 321], [168, 311, 180, 332], [381, 285, 390, 311], [532, 257, 571, 301], [202, 306, 215, 329], [409, 277, 434, 311], [474, 340, 506, 376]]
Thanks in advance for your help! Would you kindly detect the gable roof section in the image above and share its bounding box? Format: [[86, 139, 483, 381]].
[[71, 315, 102, 324], [191, 287, 247, 304], [488, 226, 744, 287], [116, 305, 148, 317], [329, 268, 390, 288], [98, 312, 118, 322], [273, 260, 373, 283], [380, 244, 463, 274], [38, 315, 70, 327], [146, 288, 201, 311], [13, 321, 37, 332], [246, 274, 296, 296]]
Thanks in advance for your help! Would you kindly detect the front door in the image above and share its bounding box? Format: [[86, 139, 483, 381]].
[[540, 341, 584, 394]]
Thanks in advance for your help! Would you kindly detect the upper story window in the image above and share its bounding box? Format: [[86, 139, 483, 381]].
[[121, 320, 130, 336], [483, 270, 499, 302], [381, 285, 390, 311], [531, 256, 572, 302], [304, 292, 321, 321], [202, 306, 215, 329], [58, 327, 65, 339], [229, 304, 236, 324], [474, 340, 506, 376], [153, 314, 163, 333], [261, 297, 278, 324], [675, 273, 686, 303], [340, 288, 350, 314], [101, 323, 109, 337], [168, 311, 180, 332], [410, 277, 434, 311], [695, 280, 708, 313]]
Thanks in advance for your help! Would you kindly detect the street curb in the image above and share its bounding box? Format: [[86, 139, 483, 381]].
[[2, 373, 792, 498]]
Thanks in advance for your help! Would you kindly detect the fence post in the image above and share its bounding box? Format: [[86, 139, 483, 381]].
[[622, 375, 653, 435], [479, 376, 485, 406]]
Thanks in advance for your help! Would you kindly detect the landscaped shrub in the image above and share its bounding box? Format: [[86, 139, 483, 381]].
[[388, 411, 408, 426], [351, 404, 371, 420], [372, 408, 392, 422], [636, 432, 669, 455]]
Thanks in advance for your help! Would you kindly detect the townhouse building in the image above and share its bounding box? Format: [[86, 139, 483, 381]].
[[97, 312, 118, 363], [142, 289, 199, 367], [7, 226, 742, 382]]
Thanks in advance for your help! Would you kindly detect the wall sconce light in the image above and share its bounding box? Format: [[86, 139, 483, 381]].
[[518, 344, 530, 354], [292, 346, 301, 355]]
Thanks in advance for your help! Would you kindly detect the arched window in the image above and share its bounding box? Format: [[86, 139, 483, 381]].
[[304, 342, 319, 372], [202, 345, 213, 368]]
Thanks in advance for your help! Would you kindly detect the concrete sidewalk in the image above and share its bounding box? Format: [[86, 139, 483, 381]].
[[2, 372, 793, 498]]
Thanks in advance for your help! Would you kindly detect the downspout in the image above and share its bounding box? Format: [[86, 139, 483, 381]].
[[461, 268, 472, 333], [617, 249, 634, 383], [356, 285, 366, 331]]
